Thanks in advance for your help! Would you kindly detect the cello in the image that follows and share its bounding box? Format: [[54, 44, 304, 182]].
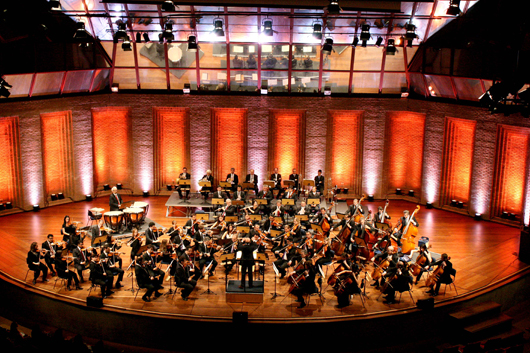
[[425, 256, 450, 287], [399, 205, 420, 255], [353, 195, 366, 223]]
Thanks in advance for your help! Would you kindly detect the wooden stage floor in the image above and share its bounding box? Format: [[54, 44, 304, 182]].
[[1, 196, 527, 321]]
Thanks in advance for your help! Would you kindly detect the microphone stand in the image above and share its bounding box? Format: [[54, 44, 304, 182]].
[[201, 261, 215, 295], [126, 258, 138, 294], [270, 262, 284, 299]]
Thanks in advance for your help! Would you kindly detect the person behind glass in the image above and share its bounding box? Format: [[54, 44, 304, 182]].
[[100, 245, 124, 289], [232, 54, 244, 69], [42, 234, 59, 276], [200, 169, 214, 202], [245, 169, 259, 195], [175, 256, 197, 301], [303, 56, 313, 69], [271, 167, 283, 197], [89, 253, 113, 298], [27, 242, 48, 285], [226, 167, 239, 193], [55, 250, 82, 290], [109, 186, 122, 211], [135, 256, 163, 302], [247, 54, 257, 69], [314, 170, 325, 194], [177, 167, 191, 200], [145, 222, 161, 249], [263, 54, 277, 69], [237, 237, 258, 289], [61, 215, 77, 245]]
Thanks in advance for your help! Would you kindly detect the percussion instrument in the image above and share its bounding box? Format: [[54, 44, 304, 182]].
[[123, 207, 144, 228], [104, 211, 124, 232], [133, 201, 149, 223]]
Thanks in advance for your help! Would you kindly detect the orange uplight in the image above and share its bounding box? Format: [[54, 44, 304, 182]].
[[0, 117, 19, 205], [269, 110, 304, 180]]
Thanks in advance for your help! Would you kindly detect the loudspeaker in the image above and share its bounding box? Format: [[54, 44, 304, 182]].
[[416, 297, 434, 310], [87, 296, 103, 308], [232, 311, 248, 324], [519, 228, 530, 264]]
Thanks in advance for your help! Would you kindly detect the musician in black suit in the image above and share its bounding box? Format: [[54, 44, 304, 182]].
[[289, 251, 318, 308], [41, 234, 58, 276], [257, 185, 273, 214], [314, 170, 325, 194], [100, 245, 124, 288], [72, 244, 89, 282], [129, 227, 143, 261], [383, 261, 413, 304], [175, 256, 197, 300], [200, 169, 214, 202], [348, 198, 366, 218], [245, 169, 259, 194], [226, 167, 239, 193], [55, 250, 82, 290], [393, 210, 419, 245], [177, 167, 191, 200], [233, 185, 246, 204], [289, 168, 300, 196], [237, 237, 259, 288], [197, 240, 220, 277], [89, 254, 113, 297], [283, 187, 297, 216], [271, 168, 282, 197], [142, 245, 164, 287], [270, 200, 287, 223], [135, 257, 163, 302], [27, 242, 48, 285], [109, 187, 123, 211], [219, 199, 237, 217], [425, 253, 453, 297], [145, 222, 161, 249]]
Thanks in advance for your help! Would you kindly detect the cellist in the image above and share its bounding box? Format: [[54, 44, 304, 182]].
[[288, 250, 318, 309], [333, 253, 361, 308], [393, 210, 419, 246], [371, 245, 399, 288], [425, 253, 453, 297], [409, 243, 432, 285]]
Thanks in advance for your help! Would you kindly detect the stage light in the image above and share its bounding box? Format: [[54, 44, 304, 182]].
[[121, 36, 132, 51], [405, 24, 416, 41], [446, 0, 461, 16], [312, 23, 322, 40], [114, 22, 128, 41], [324, 86, 331, 96], [261, 82, 268, 95], [166, 184, 173, 191], [375, 36, 383, 47], [450, 200, 457, 207], [58, 193, 65, 200], [183, 83, 191, 94], [426, 202, 434, 209], [117, 183, 123, 190], [327, 0, 341, 15], [136, 32, 142, 43], [474, 213, 482, 221], [86, 194, 92, 201], [396, 188, 402, 195], [408, 190, 415, 197], [386, 38, 396, 55], [73, 21, 88, 39], [213, 19, 224, 37], [263, 19, 273, 37], [5, 202, 12, 209], [0, 204, 4, 211], [143, 190, 149, 197], [352, 36, 359, 47], [160, 21, 174, 43], [161, 0, 176, 12], [103, 184, 111, 191], [322, 38, 334, 55], [51, 194, 58, 201], [143, 33, 150, 42], [502, 211, 509, 219], [48, 0, 61, 10], [509, 213, 516, 220], [343, 188, 349, 194], [368, 195, 374, 202], [33, 205, 40, 212], [187, 35, 198, 52], [360, 24, 370, 47], [111, 83, 119, 93], [457, 201, 464, 209]]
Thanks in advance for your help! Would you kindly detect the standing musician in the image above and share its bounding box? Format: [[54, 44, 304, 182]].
[[42, 234, 60, 276], [129, 227, 143, 261], [55, 250, 82, 290], [199, 169, 214, 202], [245, 169, 259, 195], [109, 186, 123, 211], [89, 254, 113, 298], [145, 222, 162, 249], [135, 257, 163, 302], [61, 215, 78, 246], [142, 245, 164, 288], [314, 170, 325, 194], [175, 256, 197, 301], [283, 187, 297, 216], [89, 219, 105, 247], [333, 253, 361, 308], [382, 261, 413, 304], [100, 245, 124, 289], [198, 239, 220, 277], [271, 168, 283, 197], [289, 168, 300, 196], [237, 237, 259, 289], [177, 167, 191, 200], [288, 251, 318, 309], [72, 243, 90, 282], [393, 210, 419, 246], [348, 198, 365, 218], [226, 167, 239, 193], [373, 205, 391, 227], [27, 242, 49, 285], [425, 253, 453, 297]]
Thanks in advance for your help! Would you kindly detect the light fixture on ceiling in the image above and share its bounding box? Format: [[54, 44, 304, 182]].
[[262, 19, 273, 37], [213, 18, 225, 37], [48, 0, 61, 10], [386, 38, 396, 55], [160, 21, 174, 43], [121, 36, 132, 51], [312, 23, 322, 40], [136, 32, 142, 43], [360, 24, 370, 47], [375, 36, 383, 47], [143, 33, 150, 42], [405, 23, 417, 47], [322, 37, 333, 55], [0, 78, 12, 98], [327, 0, 341, 15], [161, 0, 176, 12], [114, 22, 128, 43], [352, 36, 359, 47], [187, 35, 198, 52], [446, 0, 462, 16], [73, 21, 88, 39]]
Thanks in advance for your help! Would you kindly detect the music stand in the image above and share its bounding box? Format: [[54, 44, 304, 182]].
[[219, 181, 231, 189], [255, 253, 266, 281], [336, 212, 346, 220], [273, 216, 283, 224], [196, 213, 209, 221], [242, 182, 255, 191], [212, 198, 224, 213], [249, 215, 262, 222], [281, 199, 295, 206], [270, 229, 282, 240], [199, 180, 212, 204], [270, 262, 283, 299], [237, 226, 250, 234], [302, 179, 315, 188], [255, 198, 268, 205], [283, 180, 294, 188], [375, 222, 391, 231], [232, 200, 245, 207], [92, 234, 107, 247], [225, 216, 238, 223], [263, 180, 275, 189], [310, 223, 324, 234], [307, 198, 320, 206], [202, 261, 215, 295], [178, 179, 191, 203], [295, 214, 309, 222]]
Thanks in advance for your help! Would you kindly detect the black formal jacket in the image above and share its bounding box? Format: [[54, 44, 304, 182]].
[[233, 190, 246, 201], [109, 193, 123, 211], [289, 173, 300, 190], [245, 174, 259, 186], [226, 173, 239, 188], [314, 175, 325, 190], [237, 242, 258, 262]]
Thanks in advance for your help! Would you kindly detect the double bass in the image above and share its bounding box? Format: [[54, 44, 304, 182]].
[[352, 195, 366, 223], [397, 205, 420, 255]]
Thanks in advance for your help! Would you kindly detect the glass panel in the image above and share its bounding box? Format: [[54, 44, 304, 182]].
[[384, 48, 405, 71], [291, 71, 319, 93], [261, 44, 291, 70], [127, 4, 158, 11], [100, 41, 115, 61], [198, 70, 228, 91], [328, 18, 356, 44], [256, 16, 290, 43], [85, 0, 105, 11], [90, 16, 113, 41], [321, 72, 350, 93], [63, 70, 94, 93], [327, 45, 351, 71], [196, 16, 226, 42], [416, 2, 434, 15], [483, 80, 493, 91], [92, 69, 110, 92], [113, 69, 137, 89], [229, 44, 258, 69], [406, 47, 419, 65], [130, 13, 162, 33], [292, 45, 320, 70], [230, 70, 258, 92], [32, 72, 65, 96], [453, 77, 483, 101], [425, 75, 455, 99], [199, 43, 227, 69], [115, 43, 136, 67], [169, 69, 197, 90], [195, 6, 223, 12], [352, 72, 380, 93], [434, 1, 452, 16], [409, 73, 427, 96], [381, 73, 407, 94], [400, 2, 415, 15], [61, 0, 85, 11], [137, 43, 161, 67], [228, 7, 257, 12], [293, 18, 322, 44], [429, 17, 453, 38], [230, 25, 259, 42], [0, 74, 33, 98], [139, 69, 168, 89], [354, 46, 383, 71]]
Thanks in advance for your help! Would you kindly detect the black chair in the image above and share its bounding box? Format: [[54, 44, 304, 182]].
[[442, 268, 458, 295]]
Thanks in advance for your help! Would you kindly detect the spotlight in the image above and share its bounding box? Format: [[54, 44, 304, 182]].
[[183, 83, 191, 94], [446, 0, 461, 16], [408, 190, 414, 197], [166, 184, 173, 191], [58, 192, 65, 200], [73, 21, 88, 39], [103, 184, 111, 191], [86, 194, 93, 201], [114, 22, 128, 41], [160, 21, 174, 43], [368, 194, 374, 202], [360, 24, 370, 46], [426, 202, 434, 209], [343, 188, 349, 194], [263, 19, 273, 37], [122, 36, 132, 51], [502, 211, 509, 219], [117, 183, 123, 190], [0, 203, 4, 211], [396, 188, 402, 195], [143, 190, 149, 197], [51, 194, 58, 201], [213, 19, 225, 37], [405, 24, 417, 41], [474, 213, 482, 221], [352, 36, 359, 47], [375, 36, 383, 47], [111, 83, 119, 93], [327, 0, 342, 15], [509, 213, 516, 221], [386, 38, 396, 55], [450, 200, 457, 207], [136, 32, 142, 43], [312, 23, 322, 40], [33, 205, 40, 212], [143, 33, 150, 42], [457, 201, 463, 209], [322, 38, 333, 55], [187, 35, 198, 52], [48, 0, 61, 10], [161, 0, 176, 12], [5, 202, 12, 209], [324, 85, 331, 96]]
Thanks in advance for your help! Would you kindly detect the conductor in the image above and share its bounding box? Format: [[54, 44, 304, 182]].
[[109, 187, 123, 211], [237, 237, 258, 289]]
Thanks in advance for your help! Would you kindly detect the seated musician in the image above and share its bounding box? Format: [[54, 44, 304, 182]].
[[55, 250, 82, 290], [42, 234, 59, 276], [262, 215, 282, 239], [100, 245, 124, 289], [175, 256, 197, 301], [72, 243, 90, 282], [89, 254, 113, 298], [198, 239, 220, 278], [200, 169, 214, 202], [221, 233, 239, 272], [177, 167, 191, 200], [185, 214, 199, 235], [182, 248, 201, 281], [26, 242, 49, 285], [245, 200, 261, 216], [288, 251, 318, 309], [109, 186, 123, 211], [393, 210, 419, 246], [314, 170, 325, 194], [409, 244, 432, 285], [129, 227, 143, 261], [213, 186, 227, 212], [273, 239, 300, 278], [289, 168, 300, 197], [314, 241, 333, 271], [383, 261, 413, 304], [295, 201, 309, 226], [283, 187, 297, 216], [248, 223, 262, 240], [226, 167, 239, 193], [372, 205, 391, 227], [333, 253, 361, 308], [233, 185, 246, 202], [219, 199, 236, 217], [308, 186, 320, 199], [245, 169, 259, 195], [270, 200, 287, 222], [425, 253, 453, 297], [194, 224, 208, 244], [135, 257, 163, 302], [61, 215, 77, 246], [142, 245, 164, 288], [211, 215, 227, 236], [371, 245, 399, 287], [257, 185, 273, 214], [145, 222, 161, 249], [271, 168, 283, 198]]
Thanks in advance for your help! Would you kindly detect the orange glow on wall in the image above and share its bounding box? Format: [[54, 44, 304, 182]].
[[384, 111, 426, 195], [40, 111, 75, 199], [326, 110, 363, 193], [211, 108, 247, 188], [153, 107, 190, 189], [91, 107, 132, 189], [268, 109, 306, 184], [0, 117, 21, 206], [492, 125, 530, 218]]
